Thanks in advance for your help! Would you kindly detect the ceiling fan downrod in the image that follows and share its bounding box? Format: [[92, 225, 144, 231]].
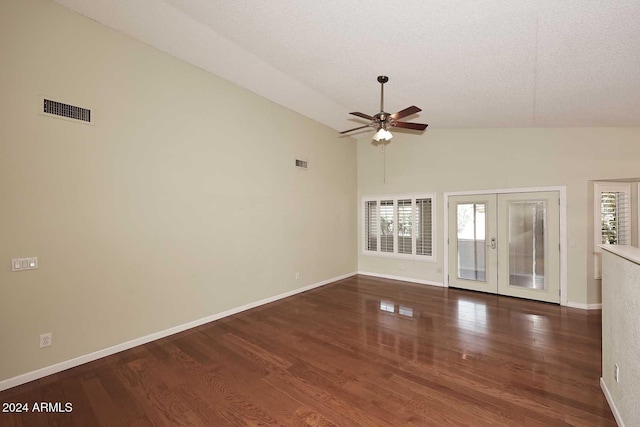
[[378, 75, 388, 114]]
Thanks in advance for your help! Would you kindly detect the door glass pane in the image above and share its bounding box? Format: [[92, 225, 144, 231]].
[[509, 201, 545, 289], [457, 203, 486, 281]]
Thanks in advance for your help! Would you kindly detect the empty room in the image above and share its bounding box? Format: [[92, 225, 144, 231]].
[[1, 0, 639, 425]]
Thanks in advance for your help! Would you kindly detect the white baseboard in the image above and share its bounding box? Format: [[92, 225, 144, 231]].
[[601, 377, 625, 427], [0, 271, 357, 392], [357, 273, 603, 310], [357, 271, 444, 288], [566, 301, 602, 310]]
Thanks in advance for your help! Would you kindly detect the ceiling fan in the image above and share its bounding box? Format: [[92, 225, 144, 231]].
[[340, 76, 428, 141]]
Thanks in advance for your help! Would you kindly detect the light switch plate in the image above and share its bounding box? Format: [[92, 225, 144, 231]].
[[11, 257, 38, 272]]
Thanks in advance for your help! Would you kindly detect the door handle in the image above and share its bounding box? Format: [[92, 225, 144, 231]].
[[490, 237, 496, 249]]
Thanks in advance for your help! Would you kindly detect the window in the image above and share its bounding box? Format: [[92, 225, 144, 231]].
[[365, 201, 378, 251], [397, 199, 412, 254], [595, 183, 631, 246], [380, 200, 394, 253], [416, 198, 433, 256], [594, 182, 631, 278], [363, 194, 435, 260], [600, 191, 630, 245]]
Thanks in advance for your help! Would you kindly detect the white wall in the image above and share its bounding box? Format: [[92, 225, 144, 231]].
[[601, 247, 640, 427], [358, 128, 640, 305], [0, 0, 357, 384]]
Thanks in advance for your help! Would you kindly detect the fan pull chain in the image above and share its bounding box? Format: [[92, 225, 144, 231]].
[[383, 142, 386, 184]]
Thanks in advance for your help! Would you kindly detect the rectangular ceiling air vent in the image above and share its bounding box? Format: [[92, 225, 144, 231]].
[[40, 96, 93, 125], [295, 159, 308, 169]]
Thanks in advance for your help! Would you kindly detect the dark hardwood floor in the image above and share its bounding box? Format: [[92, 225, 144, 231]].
[[0, 275, 614, 426]]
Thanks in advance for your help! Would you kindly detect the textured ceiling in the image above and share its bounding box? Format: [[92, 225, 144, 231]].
[[54, 0, 640, 131]]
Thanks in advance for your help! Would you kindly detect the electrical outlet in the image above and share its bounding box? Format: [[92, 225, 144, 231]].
[[40, 333, 52, 348], [614, 364, 620, 383], [437, 266, 443, 273], [295, 272, 300, 280]]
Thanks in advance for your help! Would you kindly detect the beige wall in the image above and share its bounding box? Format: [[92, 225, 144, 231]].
[[358, 128, 640, 305], [0, 0, 356, 383]]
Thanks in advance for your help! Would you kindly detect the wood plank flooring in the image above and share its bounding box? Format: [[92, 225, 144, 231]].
[[0, 275, 615, 426]]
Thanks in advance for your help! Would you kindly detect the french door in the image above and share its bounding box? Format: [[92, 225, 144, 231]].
[[448, 191, 560, 303]]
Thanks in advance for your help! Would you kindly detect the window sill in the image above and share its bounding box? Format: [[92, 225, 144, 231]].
[[362, 251, 435, 263]]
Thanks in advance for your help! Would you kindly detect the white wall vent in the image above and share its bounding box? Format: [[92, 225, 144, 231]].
[[295, 159, 308, 169], [39, 95, 93, 125]]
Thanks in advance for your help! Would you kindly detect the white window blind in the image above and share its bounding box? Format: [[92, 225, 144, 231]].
[[416, 198, 433, 256], [601, 191, 630, 245], [380, 200, 395, 253], [365, 201, 378, 251], [363, 194, 435, 261], [398, 199, 413, 254]]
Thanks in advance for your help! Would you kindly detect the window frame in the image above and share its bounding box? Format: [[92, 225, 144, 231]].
[[362, 193, 436, 262], [593, 182, 631, 279]]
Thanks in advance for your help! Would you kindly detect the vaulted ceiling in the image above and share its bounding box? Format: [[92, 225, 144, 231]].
[[55, 0, 640, 132]]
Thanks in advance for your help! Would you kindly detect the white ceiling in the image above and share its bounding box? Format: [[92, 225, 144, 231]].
[[54, 0, 640, 132]]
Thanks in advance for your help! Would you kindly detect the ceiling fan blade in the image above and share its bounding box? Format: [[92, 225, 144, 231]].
[[339, 124, 373, 134], [392, 121, 428, 131], [390, 106, 422, 120], [350, 112, 375, 121]]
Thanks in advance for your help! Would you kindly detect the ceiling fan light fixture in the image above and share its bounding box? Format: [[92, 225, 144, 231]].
[[373, 128, 393, 142]]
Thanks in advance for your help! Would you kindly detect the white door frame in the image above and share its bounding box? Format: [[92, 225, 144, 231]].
[[443, 186, 568, 306]]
